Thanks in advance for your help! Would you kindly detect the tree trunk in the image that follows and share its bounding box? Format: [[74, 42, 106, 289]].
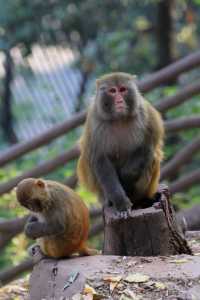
[[1, 50, 17, 144], [156, 0, 174, 70], [103, 206, 176, 256]]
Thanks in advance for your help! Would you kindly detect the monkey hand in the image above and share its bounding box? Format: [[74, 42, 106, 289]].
[[106, 193, 132, 219], [24, 221, 44, 239]]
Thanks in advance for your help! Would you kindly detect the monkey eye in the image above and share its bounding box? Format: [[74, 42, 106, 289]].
[[108, 87, 117, 94], [119, 86, 127, 93]]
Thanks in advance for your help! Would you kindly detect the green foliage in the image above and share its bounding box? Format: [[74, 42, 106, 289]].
[[1, 0, 199, 71]]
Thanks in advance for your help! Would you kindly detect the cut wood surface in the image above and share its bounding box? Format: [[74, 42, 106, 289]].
[[30, 250, 200, 300]]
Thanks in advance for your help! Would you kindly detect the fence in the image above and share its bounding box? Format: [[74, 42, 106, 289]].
[[0, 45, 83, 143]]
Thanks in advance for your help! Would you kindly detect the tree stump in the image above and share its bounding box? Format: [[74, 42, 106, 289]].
[[29, 252, 200, 300], [103, 185, 192, 256]]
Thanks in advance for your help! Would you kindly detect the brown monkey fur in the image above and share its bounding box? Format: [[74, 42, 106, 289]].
[[16, 178, 97, 258], [78, 72, 164, 212]]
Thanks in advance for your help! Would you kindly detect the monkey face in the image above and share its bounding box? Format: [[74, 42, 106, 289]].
[[96, 73, 139, 120]]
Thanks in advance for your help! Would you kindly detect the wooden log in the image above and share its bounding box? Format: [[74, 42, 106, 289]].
[[103, 185, 192, 256]]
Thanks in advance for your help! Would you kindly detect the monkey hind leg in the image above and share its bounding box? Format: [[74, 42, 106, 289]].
[[78, 244, 100, 256], [146, 158, 161, 199]]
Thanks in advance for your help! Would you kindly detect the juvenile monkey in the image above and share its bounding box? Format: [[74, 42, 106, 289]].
[[16, 178, 97, 258], [78, 72, 164, 213]]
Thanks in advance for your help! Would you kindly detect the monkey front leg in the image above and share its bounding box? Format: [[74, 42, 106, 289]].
[[25, 216, 65, 239], [94, 156, 132, 214]]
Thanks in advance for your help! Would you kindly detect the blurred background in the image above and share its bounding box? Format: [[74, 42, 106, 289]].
[[0, 0, 199, 286]]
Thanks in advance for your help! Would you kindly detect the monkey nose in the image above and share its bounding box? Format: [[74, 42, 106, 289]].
[[115, 93, 124, 103]]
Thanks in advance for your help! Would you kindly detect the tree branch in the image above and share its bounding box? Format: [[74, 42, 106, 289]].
[[161, 137, 200, 179], [0, 259, 34, 286], [155, 81, 200, 113], [165, 116, 200, 132], [0, 216, 29, 251], [177, 205, 200, 231], [138, 51, 200, 93], [0, 232, 18, 251], [0, 145, 79, 196], [0, 216, 28, 232], [0, 111, 86, 168], [169, 169, 200, 194]]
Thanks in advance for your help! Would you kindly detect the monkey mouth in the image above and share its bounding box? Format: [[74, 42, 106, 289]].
[[21, 198, 43, 212], [115, 104, 127, 115]]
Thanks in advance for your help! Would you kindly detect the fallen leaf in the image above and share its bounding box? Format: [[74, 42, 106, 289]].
[[110, 281, 119, 292], [154, 281, 166, 290], [169, 258, 189, 264], [103, 275, 122, 282], [83, 284, 104, 300], [125, 273, 149, 283], [84, 284, 96, 295]]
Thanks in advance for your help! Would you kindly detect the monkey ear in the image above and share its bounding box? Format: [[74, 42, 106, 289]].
[[35, 179, 45, 189]]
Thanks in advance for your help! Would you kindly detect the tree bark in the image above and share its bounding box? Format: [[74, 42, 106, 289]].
[[156, 0, 174, 70], [1, 50, 17, 144], [103, 206, 176, 256]]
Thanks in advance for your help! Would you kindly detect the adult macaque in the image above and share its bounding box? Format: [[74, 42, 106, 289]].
[[78, 72, 164, 215]]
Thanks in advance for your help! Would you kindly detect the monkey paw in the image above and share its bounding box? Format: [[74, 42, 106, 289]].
[[25, 223, 41, 239], [115, 208, 132, 219], [114, 195, 132, 213], [28, 244, 45, 263]]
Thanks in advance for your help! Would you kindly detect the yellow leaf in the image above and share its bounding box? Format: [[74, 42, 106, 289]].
[[125, 273, 149, 283], [84, 284, 96, 295], [169, 259, 189, 264], [110, 281, 119, 292], [154, 281, 166, 290]]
